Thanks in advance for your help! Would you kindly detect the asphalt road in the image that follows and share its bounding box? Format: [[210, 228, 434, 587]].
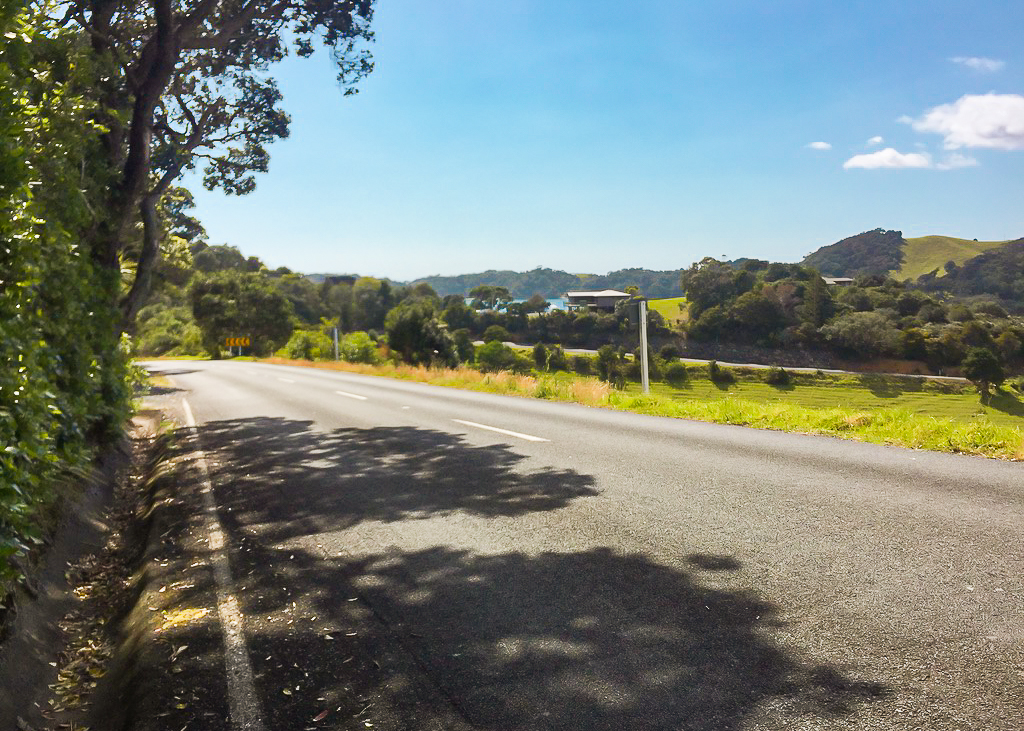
[[142, 359, 1023, 731]]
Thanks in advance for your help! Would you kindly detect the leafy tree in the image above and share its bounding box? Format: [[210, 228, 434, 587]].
[[680, 258, 752, 319], [522, 294, 551, 313], [57, 0, 376, 323], [798, 274, 833, 327], [470, 285, 513, 311], [482, 325, 512, 343], [352, 277, 393, 331], [820, 311, 901, 357], [962, 348, 1005, 395], [190, 271, 294, 355], [451, 328, 476, 364], [384, 301, 457, 367]]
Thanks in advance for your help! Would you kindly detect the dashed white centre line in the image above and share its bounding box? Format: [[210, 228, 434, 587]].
[[451, 419, 550, 443], [335, 390, 368, 401], [277, 377, 294, 383]]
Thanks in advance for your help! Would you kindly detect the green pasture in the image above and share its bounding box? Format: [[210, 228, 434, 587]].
[[897, 235, 1010, 281], [648, 296, 689, 324], [630, 365, 1024, 428]]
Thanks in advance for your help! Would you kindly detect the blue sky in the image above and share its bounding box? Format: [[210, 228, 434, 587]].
[[186, 0, 1024, 280]]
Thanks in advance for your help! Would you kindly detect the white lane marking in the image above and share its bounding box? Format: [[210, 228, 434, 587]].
[[181, 398, 266, 731], [335, 390, 368, 401], [401, 406, 411, 410], [277, 377, 295, 383], [451, 419, 550, 443]]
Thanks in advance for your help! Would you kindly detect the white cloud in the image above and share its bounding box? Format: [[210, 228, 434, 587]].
[[951, 56, 1006, 72], [935, 152, 979, 170], [843, 148, 932, 169], [867, 136, 884, 146], [908, 93, 1024, 149], [806, 141, 832, 150]]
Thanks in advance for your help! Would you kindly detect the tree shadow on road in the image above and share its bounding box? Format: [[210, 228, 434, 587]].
[[170, 416, 892, 729], [229, 542, 891, 730], [194, 418, 599, 545]]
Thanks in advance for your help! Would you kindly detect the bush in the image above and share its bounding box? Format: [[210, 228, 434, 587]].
[[764, 366, 791, 385], [339, 331, 381, 364], [658, 344, 681, 360], [532, 343, 548, 370], [665, 362, 688, 385], [708, 360, 736, 384], [571, 355, 593, 375], [475, 341, 518, 372], [547, 345, 568, 372], [482, 324, 512, 343], [283, 329, 332, 360]]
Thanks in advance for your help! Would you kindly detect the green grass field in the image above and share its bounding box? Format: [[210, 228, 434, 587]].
[[896, 235, 1011, 281], [648, 296, 689, 325], [630, 366, 1024, 428]]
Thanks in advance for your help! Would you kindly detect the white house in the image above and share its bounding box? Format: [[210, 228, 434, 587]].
[[565, 289, 632, 312]]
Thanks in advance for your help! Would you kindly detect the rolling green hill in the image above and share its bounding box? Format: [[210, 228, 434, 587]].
[[897, 235, 1012, 280]]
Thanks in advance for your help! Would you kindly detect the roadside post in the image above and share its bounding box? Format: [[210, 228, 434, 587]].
[[639, 299, 650, 393], [333, 327, 339, 360]]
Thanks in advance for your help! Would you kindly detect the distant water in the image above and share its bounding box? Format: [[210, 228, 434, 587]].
[[464, 297, 567, 311]]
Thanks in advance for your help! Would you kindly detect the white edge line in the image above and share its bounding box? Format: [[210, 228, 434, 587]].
[[181, 398, 266, 731], [335, 390, 368, 401], [277, 377, 295, 383], [451, 419, 550, 443]]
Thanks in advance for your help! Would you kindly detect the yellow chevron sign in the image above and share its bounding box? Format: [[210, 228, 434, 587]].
[[225, 337, 250, 347]]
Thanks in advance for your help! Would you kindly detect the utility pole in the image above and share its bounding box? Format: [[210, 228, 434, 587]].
[[333, 327, 339, 361], [639, 299, 650, 394]]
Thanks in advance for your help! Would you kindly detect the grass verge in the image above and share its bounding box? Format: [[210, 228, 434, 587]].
[[256, 358, 1023, 460]]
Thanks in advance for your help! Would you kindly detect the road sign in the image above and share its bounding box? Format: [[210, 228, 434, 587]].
[[226, 337, 250, 347]]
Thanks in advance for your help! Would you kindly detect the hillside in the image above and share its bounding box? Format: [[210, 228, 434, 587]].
[[802, 229, 906, 277], [897, 235, 1012, 280], [917, 238, 1024, 307], [408, 267, 685, 299]]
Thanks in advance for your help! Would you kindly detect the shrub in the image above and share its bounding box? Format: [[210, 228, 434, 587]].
[[665, 362, 688, 385], [571, 355, 593, 375], [339, 331, 381, 364], [764, 366, 791, 385], [532, 343, 548, 370], [547, 345, 568, 372], [708, 360, 736, 384], [475, 341, 518, 372], [658, 344, 681, 360], [283, 329, 332, 360], [482, 325, 512, 343]]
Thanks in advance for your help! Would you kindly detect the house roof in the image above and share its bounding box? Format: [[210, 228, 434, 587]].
[[565, 289, 632, 298]]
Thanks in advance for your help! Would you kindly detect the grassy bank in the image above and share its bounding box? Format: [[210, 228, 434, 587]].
[[251, 358, 1023, 460]]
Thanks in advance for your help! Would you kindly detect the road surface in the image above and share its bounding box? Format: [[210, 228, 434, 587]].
[[141, 359, 1022, 730]]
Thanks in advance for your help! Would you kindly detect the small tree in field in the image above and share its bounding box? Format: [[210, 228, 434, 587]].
[[963, 347, 1005, 398]]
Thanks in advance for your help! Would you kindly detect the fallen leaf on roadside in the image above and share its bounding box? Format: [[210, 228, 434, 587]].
[[313, 710, 329, 721]]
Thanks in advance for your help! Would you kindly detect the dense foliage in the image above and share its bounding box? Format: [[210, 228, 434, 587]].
[[1, 3, 133, 583]]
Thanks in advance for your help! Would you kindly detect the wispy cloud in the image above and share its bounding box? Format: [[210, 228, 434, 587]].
[[908, 93, 1024, 150], [951, 56, 1006, 72], [935, 152, 979, 170], [806, 141, 832, 150], [866, 136, 884, 146], [843, 148, 931, 169]]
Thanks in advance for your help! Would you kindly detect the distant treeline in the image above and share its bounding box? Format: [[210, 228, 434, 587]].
[[307, 267, 687, 299]]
